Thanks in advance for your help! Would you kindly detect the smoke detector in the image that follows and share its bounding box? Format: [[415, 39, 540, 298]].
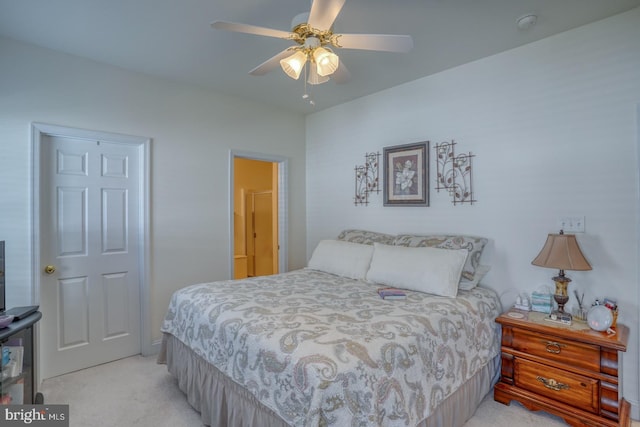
[[517, 14, 537, 30]]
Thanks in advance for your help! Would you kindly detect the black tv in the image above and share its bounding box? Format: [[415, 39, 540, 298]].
[[0, 241, 4, 313]]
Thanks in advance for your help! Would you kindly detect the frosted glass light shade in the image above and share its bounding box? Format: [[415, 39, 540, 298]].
[[307, 65, 329, 85], [280, 50, 307, 80], [313, 47, 339, 77]]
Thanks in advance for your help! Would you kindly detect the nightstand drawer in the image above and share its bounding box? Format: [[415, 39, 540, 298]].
[[511, 329, 599, 371], [515, 358, 599, 414]]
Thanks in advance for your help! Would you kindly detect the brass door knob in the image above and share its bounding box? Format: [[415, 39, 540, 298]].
[[44, 265, 56, 274]]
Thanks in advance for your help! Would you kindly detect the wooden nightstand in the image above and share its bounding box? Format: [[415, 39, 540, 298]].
[[494, 310, 630, 427]]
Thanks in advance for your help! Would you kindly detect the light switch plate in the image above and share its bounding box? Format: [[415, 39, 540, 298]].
[[558, 216, 585, 233]]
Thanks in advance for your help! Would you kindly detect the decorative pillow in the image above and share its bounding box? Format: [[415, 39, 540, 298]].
[[307, 240, 374, 280], [337, 229, 395, 246], [366, 243, 468, 298], [458, 265, 491, 291], [393, 234, 488, 282]]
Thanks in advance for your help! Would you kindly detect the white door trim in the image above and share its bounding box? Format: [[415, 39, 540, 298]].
[[635, 103, 640, 420], [31, 123, 153, 364], [229, 150, 289, 277]]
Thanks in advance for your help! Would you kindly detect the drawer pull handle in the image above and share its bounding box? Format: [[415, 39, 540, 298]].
[[544, 341, 566, 354], [536, 376, 570, 391]]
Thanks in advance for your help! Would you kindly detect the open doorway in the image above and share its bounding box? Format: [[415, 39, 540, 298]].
[[230, 151, 288, 280]]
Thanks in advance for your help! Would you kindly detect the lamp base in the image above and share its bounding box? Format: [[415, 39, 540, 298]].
[[552, 271, 571, 315]]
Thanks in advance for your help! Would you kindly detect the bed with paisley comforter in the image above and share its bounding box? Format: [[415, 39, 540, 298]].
[[158, 231, 502, 427]]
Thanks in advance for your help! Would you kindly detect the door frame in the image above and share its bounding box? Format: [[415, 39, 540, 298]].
[[30, 123, 152, 367], [229, 150, 288, 277], [636, 103, 640, 421]]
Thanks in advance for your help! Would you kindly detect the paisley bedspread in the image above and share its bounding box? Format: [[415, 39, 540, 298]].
[[160, 269, 501, 427]]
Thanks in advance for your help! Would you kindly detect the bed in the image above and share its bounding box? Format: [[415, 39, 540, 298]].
[[158, 230, 502, 427]]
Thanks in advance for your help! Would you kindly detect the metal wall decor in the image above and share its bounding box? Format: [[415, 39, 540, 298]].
[[354, 152, 380, 205], [434, 140, 476, 205]]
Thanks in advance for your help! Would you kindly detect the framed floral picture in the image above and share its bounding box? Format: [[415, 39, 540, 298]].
[[383, 142, 429, 206]]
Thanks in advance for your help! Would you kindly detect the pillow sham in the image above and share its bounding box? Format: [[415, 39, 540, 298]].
[[458, 265, 491, 291], [337, 229, 395, 246], [366, 243, 468, 298], [393, 234, 488, 282], [307, 240, 374, 280]]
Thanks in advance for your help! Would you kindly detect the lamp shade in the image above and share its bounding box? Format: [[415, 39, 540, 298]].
[[313, 47, 339, 77], [531, 232, 592, 271], [280, 50, 307, 80]]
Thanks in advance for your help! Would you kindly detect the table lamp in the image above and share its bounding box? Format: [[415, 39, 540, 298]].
[[531, 230, 592, 320]]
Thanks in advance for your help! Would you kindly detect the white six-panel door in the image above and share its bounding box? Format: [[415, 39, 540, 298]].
[[39, 134, 142, 379]]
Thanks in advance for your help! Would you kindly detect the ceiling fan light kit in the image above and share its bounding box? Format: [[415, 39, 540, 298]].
[[279, 44, 339, 82], [212, 0, 413, 95]]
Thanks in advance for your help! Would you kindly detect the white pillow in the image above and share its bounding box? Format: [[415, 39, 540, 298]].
[[366, 243, 468, 297], [307, 240, 375, 280], [458, 265, 491, 291]]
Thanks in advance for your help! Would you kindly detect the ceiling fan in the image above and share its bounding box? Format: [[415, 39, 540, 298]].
[[212, 0, 413, 85]]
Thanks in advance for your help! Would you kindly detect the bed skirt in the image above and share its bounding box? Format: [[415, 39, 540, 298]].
[[158, 333, 500, 427]]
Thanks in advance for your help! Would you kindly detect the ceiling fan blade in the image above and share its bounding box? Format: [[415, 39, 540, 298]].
[[212, 21, 293, 40], [249, 49, 294, 76], [308, 0, 346, 30], [331, 61, 351, 84], [334, 33, 414, 52]]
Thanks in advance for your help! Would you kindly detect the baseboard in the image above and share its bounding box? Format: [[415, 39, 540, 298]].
[[629, 397, 639, 421], [142, 339, 162, 357]]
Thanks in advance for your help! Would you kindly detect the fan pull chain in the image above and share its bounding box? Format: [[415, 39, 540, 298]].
[[302, 62, 315, 106]]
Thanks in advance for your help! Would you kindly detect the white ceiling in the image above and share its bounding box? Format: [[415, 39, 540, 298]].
[[1, 0, 639, 114]]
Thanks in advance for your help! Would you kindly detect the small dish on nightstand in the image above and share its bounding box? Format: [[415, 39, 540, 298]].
[[0, 315, 15, 328]]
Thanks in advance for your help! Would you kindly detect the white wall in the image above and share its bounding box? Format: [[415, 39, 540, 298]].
[[306, 8, 640, 416], [0, 37, 307, 345]]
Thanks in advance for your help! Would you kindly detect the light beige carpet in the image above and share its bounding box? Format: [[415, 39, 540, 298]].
[[40, 355, 636, 427]]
